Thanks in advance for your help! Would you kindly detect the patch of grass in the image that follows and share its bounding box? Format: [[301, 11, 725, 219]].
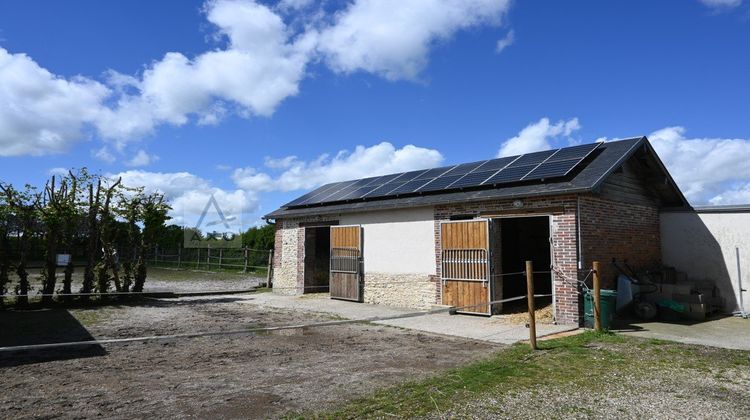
[[307, 331, 750, 419]]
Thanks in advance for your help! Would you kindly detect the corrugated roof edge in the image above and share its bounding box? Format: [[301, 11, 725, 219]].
[[263, 136, 675, 220], [662, 204, 750, 214]]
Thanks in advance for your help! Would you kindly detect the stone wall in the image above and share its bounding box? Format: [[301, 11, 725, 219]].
[[362, 273, 439, 309]]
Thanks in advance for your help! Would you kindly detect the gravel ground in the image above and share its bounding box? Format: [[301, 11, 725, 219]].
[[435, 342, 750, 419], [440, 369, 750, 419], [0, 295, 498, 419]]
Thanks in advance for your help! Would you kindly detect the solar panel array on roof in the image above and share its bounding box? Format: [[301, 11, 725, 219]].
[[285, 142, 600, 208]]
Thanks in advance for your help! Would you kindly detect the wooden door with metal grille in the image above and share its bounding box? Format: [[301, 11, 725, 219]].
[[440, 220, 491, 315], [329, 225, 362, 302]]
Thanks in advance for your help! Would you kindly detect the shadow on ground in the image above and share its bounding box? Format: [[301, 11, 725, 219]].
[[0, 309, 106, 367]]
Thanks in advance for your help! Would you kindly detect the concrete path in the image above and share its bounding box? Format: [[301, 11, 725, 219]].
[[615, 316, 750, 351], [240, 292, 577, 345]]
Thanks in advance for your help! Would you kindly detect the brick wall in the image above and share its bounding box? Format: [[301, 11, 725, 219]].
[[578, 195, 661, 289], [434, 195, 581, 325]]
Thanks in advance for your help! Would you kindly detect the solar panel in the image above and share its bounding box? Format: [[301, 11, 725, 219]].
[[282, 183, 337, 207], [365, 181, 406, 198], [449, 170, 498, 189], [443, 161, 486, 176], [415, 167, 453, 180], [418, 174, 465, 191], [478, 156, 518, 171], [374, 173, 406, 184], [523, 158, 580, 180], [484, 165, 537, 184], [338, 185, 381, 200], [299, 181, 358, 205], [386, 179, 433, 195], [507, 150, 557, 167], [395, 169, 429, 182], [546, 143, 599, 161], [359, 176, 387, 187], [318, 182, 365, 202], [284, 142, 602, 208]]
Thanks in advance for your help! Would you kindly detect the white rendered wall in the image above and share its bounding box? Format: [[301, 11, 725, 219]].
[[661, 211, 750, 313], [339, 206, 436, 275]]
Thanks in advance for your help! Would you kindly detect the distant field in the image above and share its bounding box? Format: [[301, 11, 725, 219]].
[[2, 266, 263, 296]]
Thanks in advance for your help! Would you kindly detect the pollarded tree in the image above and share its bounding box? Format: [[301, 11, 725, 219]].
[[131, 193, 170, 293], [37, 174, 79, 304], [97, 177, 122, 293], [117, 187, 145, 293], [0, 183, 40, 307], [81, 176, 102, 299], [0, 192, 10, 307]]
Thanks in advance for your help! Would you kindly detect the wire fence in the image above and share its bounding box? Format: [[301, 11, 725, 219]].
[[148, 246, 273, 275], [0, 257, 610, 354]]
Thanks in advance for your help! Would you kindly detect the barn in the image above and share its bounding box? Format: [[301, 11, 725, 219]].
[[264, 137, 688, 325]]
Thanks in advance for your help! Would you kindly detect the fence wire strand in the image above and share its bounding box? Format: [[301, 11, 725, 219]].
[[0, 292, 554, 353]]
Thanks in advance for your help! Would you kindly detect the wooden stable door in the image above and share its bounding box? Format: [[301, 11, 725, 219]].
[[440, 220, 491, 315], [329, 225, 362, 302]]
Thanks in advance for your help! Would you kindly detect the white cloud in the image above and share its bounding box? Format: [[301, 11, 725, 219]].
[[232, 141, 444, 192], [0, 0, 516, 156], [317, 0, 511, 80], [699, 0, 742, 10], [0, 48, 109, 156], [495, 29, 515, 53], [93, 146, 116, 164], [709, 184, 750, 205], [648, 126, 750, 205], [95, 0, 316, 142], [48, 167, 69, 177], [113, 170, 257, 227], [0, 0, 315, 155], [498, 117, 581, 157], [125, 149, 159, 167]]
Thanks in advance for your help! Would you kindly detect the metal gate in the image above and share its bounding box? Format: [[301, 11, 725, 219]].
[[330, 225, 362, 301], [440, 219, 491, 315]]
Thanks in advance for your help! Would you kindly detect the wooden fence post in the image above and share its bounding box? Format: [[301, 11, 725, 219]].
[[266, 249, 274, 287], [593, 260, 602, 332], [526, 260, 537, 350], [243, 247, 249, 272], [177, 247, 182, 269], [219, 248, 223, 270], [196, 248, 201, 270], [154, 245, 159, 265], [207, 246, 211, 270]]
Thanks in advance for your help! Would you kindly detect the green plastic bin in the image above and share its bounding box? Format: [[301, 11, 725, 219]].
[[584, 289, 617, 329]]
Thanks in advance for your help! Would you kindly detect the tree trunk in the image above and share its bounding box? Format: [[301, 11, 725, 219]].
[[41, 231, 58, 305], [81, 182, 100, 301], [16, 263, 29, 308], [62, 262, 74, 302], [132, 256, 147, 293]]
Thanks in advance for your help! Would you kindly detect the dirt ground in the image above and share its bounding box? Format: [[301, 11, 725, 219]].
[[0, 294, 498, 419]]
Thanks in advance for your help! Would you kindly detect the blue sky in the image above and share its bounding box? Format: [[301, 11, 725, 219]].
[[1, 0, 749, 227]]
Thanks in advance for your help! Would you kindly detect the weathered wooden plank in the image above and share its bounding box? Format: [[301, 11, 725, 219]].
[[441, 220, 489, 314]]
